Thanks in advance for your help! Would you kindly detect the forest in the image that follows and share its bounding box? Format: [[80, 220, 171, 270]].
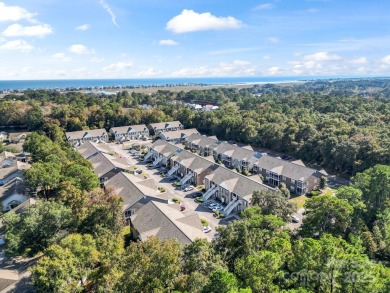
[[1, 79, 389, 175], [0, 79, 389, 292]]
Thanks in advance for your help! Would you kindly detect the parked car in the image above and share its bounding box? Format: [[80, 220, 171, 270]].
[[212, 207, 224, 213], [135, 169, 143, 174], [291, 215, 300, 223], [190, 192, 202, 198], [184, 185, 195, 192], [180, 205, 186, 211], [281, 155, 292, 160], [203, 226, 212, 233]]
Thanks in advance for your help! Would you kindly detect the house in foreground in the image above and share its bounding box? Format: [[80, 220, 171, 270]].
[[130, 201, 209, 245], [104, 172, 169, 219], [148, 121, 183, 136], [204, 166, 276, 215], [169, 150, 218, 186], [109, 124, 149, 142], [0, 177, 29, 212], [158, 128, 199, 144], [88, 153, 130, 184], [76, 141, 112, 160], [0, 152, 30, 186], [65, 129, 109, 145]]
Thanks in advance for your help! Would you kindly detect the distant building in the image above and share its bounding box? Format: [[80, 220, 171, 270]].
[[109, 124, 149, 142], [7, 132, 30, 144], [148, 121, 183, 136], [158, 128, 199, 144], [65, 129, 109, 144]]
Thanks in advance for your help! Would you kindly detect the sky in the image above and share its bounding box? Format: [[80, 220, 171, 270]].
[[1, 0, 390, 80]]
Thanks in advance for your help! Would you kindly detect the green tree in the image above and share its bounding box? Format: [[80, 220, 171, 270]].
[[201, 269, 239, 293], [251, 190, 297, 221], [119, 237, 182, 292], [64, 163, 99, 192], [31, 234, 100, 292], [25, 161, 61, 199], [3, 200, 72, 256], [301, 195, 353, 237], [319, 176, 328, 189]]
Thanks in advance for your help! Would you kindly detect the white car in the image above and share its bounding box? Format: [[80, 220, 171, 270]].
[[203, 226, 212, 233], [184, 185, 195, 192], [212, 207, 224, 213], [291, 215, 300, 223]]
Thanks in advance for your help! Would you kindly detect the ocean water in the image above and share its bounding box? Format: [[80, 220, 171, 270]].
[[0, 76, 331, 91]]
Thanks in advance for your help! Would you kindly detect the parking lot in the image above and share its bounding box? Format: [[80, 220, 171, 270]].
[[108, 142, 231, 239]]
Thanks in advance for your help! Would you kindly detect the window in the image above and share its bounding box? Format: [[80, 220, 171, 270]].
[[291, 179, 296, 184]]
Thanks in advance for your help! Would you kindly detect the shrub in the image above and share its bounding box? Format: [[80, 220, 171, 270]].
[[172, 198, 181, 204], [219, 213, 225, 218], [200, 219, 209, 227], [161, 173, 167, 178], [235, 167, 241, 173], [195, 197, 204, 203], [173, 181, 181, 187], [133, 166, 138, 170], [138, 157, 144, 161], [309, 189, 322, 197], [158, 187, 166, 193]]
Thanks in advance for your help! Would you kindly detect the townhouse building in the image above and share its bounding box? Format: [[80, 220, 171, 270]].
[[66, 129, 109, 144], [158, 128, 199, 144], [109, 124, 149, 142], [185, 133, 219, 156], [144, 140, 181, 167], [148, 121, 183, 136]]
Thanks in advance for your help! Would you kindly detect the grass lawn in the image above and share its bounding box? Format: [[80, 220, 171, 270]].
[[289, 194, 309, 209]]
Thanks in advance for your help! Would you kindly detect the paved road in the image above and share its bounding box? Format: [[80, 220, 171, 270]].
[[287, 208, 304, 231]]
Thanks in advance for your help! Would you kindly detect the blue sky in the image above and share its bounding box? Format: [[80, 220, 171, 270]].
[[0, 0, 390, 79]]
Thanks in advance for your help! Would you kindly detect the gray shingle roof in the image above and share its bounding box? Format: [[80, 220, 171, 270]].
[[172, 150, 216, 174], [110, 124, 148, 134], [65, 129, 108, 141], [76, 141, 112, 159], [159, 128, 199, 141], [0, 159, 30, 180], [149, 140, 181, 157], [105, 172, 160, 211], [214, 142, 258, 162], [0, 177, 27, 202], [186, 133, 219, 148], [205, 166, 274, 199], [255, 156, 324, 181], [0, 270, 18, 292], [88, 153, 130, 177], [149, 121, 182, 130], [131, 201, 208, 244]]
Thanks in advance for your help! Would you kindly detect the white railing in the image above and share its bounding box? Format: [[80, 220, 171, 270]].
[[167, 164, 180, 176], [203, 186, 218, 201], [224, 200, 240, 215], [144, 151, 153, 161], [179, 172, 193, 185], [153, 156, 163, 167]]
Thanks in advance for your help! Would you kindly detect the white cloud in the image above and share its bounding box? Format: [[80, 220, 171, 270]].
[[349, 57, 368, 65], [90, 57, 105, 63], [69, 44, 95, 54], [159, 39, 179, 46], [76, 24, 90, 31], [268, 66, 282, 75], [2, 23, 52, 37], [136, 68, 162, 77], [103, 62, 133, 72], [99, 0, 118, 27], [381, 55, 390, 65], [166, 9, 242, 33], [53, 52, 71, 62], [254, 3, 274, 11], [0, 39, 33, 52], [0, 2, 36, 22], [303, 51, 342, 62], [262, 55, 271, 60], [267, 37, 279, 43]]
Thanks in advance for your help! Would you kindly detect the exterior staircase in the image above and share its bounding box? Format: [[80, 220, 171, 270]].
[[167, 164, 180, 176], [224, 199, 240, 215], [152, 156, 163, 167], [179, 172, 193, 185], [144, 151, 153, 161], [203, 186, 218, 201]]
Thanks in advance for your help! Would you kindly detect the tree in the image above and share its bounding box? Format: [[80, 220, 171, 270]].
[[64, 164, 99, 192], [214, 207, 289, 269], [352, 164, 390, 223], [301, 195, 353, 237], [201, 269, 239, 293], [25, 105, 44, 130], [31, 234, 100, 292], [279, 182, 291, 198], [119, 237, 182, 292], [251, 190, 297, 221], [235, 251, 284, 292], [319, 176, 328, 189], [25, 162, 61, 199], [3, 200, 72, 256]]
